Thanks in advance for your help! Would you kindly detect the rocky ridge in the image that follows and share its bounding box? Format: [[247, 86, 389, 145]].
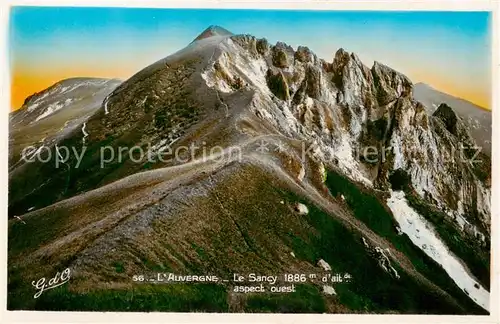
[[201, 33, 490, 240]]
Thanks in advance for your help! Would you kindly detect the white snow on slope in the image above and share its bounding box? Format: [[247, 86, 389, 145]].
[[32, 91, 50, 104], [386, 190, 489, 311], [104, 96, 110, 115], [34, 101, 66, 122], [82, 122, 89, 144], [27, 102, 41, 113]]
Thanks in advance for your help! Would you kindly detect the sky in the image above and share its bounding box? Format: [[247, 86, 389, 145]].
[[9, 7, 492, 110]]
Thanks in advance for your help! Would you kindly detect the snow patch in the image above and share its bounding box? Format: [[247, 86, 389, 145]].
[[386, 190, 489, 311], [148, 137, 180, 157], [60, 86, 71, 93], [34, 101, 65, 122], [82, 122, 89, 144], [27, 102, 41, 112], [104, 96, 110, 115], [33, 91, 50, 104]]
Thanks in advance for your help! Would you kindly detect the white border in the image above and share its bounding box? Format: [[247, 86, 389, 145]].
[[1, 0, 497, 10], [1, 1, 498, 323], [490, 1, 499, 322]]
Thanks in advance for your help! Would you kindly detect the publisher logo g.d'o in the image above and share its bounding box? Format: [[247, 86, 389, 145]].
[[32, 268, 71, 299]]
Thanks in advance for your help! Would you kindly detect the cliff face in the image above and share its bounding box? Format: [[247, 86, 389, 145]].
[[201, 34, 490, 239]]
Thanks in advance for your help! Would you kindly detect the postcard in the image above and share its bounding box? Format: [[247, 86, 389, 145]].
[[3, 1, 498, 322]]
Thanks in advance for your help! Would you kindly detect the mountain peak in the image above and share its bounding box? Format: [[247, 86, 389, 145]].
[[192, 25, 233, 42]]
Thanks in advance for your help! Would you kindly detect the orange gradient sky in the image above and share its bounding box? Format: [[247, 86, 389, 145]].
[[9, 8, 492, 110]]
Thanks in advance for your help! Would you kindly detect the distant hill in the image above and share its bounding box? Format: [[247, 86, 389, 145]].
[[9, 77, 120, 171], [413, 82, 491, 156]]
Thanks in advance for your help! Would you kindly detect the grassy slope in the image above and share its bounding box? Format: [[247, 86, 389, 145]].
[[324, 169, 487, 314], [8, 164, 485, 314], [8, 59, 201, 217], [33, 284, 229, 312]]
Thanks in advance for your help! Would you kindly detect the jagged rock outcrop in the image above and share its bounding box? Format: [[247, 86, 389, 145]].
[[295, 46, 314, 63], [433, 103, 476, 148], [434, 103, 460, 134], [256, 38, 270, 55], [272, 42, 294, 68], [266, 68, 290, 101], [272, 48, 289, 68], [372, 61, 413, 105], [304, 65, 322, 99], [200, 33, 490, 240]]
